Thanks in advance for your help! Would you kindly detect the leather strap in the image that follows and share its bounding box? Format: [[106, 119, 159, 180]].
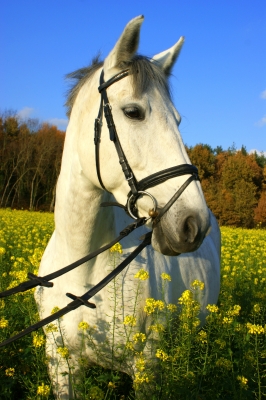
[[0, 232, 151, 348], [0, 218, 146, 299]]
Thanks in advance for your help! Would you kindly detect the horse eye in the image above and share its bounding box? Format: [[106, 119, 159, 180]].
[[123, 107, 144, 120]]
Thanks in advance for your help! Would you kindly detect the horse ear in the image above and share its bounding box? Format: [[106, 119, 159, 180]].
[[104, 15, 144, 74], [152, 36, 185, 76]]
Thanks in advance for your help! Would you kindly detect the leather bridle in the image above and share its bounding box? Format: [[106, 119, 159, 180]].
[[94, 69, 199, 222], [0, 67, 200, 348]]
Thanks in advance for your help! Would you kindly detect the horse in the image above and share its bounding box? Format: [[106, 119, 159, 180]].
[[35, 15, 220, 399]]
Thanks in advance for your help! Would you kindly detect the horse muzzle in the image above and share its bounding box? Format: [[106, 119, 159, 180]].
[[151, 209, 210, 256]]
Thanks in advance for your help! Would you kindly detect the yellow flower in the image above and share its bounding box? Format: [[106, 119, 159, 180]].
[[50, 306, 63, 319], [37, 383, 50, 396], [222, 317, 233, 325], [227, 305, 241, 317], [246, 322, 264, 335], [110, 243, 123, 254], [0, 317, 8, 328], [134, 269, 149, 280], [56, 346, 69, 359], [149, 323, 165, 333], [156, 349, 169, 361], [46, 323, 58, 333], [108, 381, 116, 389], [144, 298, 165, 315], [155, 300, 165, 310], [191, 279, 205, 290], [253, 304, 260, 313], [0, 247, 6, 255], [178, 290, 193, 305], [161, 272, 171, 281], [78, 321, 89, 331], [197, 330, 208, 344], [51, 306, 60, 314], [134, 371, 150, 386], [237, 375, 248, 389], [135, 353, 145, 371], [123, 315, 136, 326], [167, 303, 177, 312], [33, 333, 45, 347], [206, 304, 219, 313], [125, 341, 134, 350], [5, 368, 15, 377], [133, 332, 146, 343]]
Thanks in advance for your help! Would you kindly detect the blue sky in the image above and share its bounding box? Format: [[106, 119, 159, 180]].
[[1, 0, 265, 153]]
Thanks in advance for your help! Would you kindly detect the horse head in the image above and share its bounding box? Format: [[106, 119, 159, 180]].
[[67, 15, 211, 256]]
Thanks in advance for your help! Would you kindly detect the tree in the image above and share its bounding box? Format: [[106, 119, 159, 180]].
[[0, 112, 65, 210], [214, 152, 261, 227]]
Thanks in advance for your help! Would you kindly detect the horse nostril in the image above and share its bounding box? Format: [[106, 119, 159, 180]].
[[182, 216, 199, 244]]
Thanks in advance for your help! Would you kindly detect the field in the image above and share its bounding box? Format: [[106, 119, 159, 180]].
[[0, 209, 265, 399]]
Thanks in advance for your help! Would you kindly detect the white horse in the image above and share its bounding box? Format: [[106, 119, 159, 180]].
[[35, 15, 220, 399]]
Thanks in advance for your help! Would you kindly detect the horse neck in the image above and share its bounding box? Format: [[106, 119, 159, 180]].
[[54, 134, 115, 264]]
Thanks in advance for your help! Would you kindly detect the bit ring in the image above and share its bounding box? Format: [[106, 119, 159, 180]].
[[127, 191, 157, 220]]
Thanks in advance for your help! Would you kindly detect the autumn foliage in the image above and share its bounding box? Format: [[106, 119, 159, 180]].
[[187, 144, 266, 228], [0, 114, 265, 227], [0, 112, 65, 211]]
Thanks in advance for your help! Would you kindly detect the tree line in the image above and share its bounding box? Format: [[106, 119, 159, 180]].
[[0, 112, 265, 227], [0, 112, 65, 212]]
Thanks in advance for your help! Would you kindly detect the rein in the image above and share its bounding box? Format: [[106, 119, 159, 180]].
[[0, 68, 199, 348]]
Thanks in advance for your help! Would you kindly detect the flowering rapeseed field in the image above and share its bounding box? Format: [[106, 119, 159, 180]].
[[0, 209, 265, 399]]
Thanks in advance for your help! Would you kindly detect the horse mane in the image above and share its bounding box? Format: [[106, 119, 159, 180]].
[[65, 55, 171, 117]]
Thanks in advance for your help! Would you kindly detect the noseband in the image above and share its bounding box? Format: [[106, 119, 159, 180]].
[[94, 69, 199, 221]]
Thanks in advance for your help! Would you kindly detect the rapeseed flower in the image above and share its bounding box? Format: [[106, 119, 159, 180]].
[[206, 304, 219, 313], [37, 383, 50, 396], [134, 372, 151, 386], [46, 323, 58, 333], [156, 349, 169, 361], [144, 298, 165, 315], [33, 333, 45, 347], [133, 332, 146, 343], [0, 317, 8, 328], [253, 304, 261, 313], [78, 321, 89, 330], [149, 323, 164, 333], [5, 368, 15, 377], [56, 346, 69, 359], [135, 352, 145, 371], [167, 303, 177, 312], [110, 242, 123, 253], [51, 306, 60, 314], [197, 330, 208, 344], [178, 290, 193, 305], [0, 247, 6, 255], [123, 315, 136, 326], [246, 322, 264, 335], [237, 375, 248, 389], [134, 269, 149, 280], [161, 272, 171, 281], [191, 279, 205, 290]]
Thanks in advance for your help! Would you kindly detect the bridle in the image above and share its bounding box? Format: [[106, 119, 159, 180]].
[[94, 68, 199, 222], [0, 67, 200, 348]]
